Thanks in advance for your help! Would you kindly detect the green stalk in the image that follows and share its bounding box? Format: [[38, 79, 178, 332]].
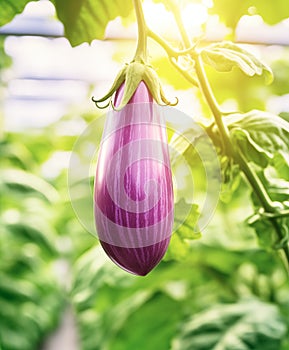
[[193, 55, 232, 154], [168, 0, 191, 48], [133, 0, 147, 62], [147, 29, 198, 86], [148, 28, 197, 57], [147, 28, 178, 57], [193, 49, 289, 275], [169, 1, 289, 275]]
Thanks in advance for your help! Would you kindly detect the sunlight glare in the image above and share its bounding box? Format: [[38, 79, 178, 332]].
[[182, 3, 208, 27], [143, 1, 209, 39], [143, 1, 175, 37]]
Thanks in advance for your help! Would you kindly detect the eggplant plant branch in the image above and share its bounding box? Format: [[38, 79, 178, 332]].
[[135, 0, 289, 274], [133, 0, 147, 62]]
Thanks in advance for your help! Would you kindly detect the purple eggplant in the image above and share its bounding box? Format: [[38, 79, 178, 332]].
[[94, 81, 174, 276]]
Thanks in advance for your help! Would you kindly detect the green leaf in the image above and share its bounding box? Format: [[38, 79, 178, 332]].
[[174, 198, 200, 240], [220, 156, 242, 203], [0, 0, 31, 27], [249, 0, 289, 26], [250, 169, 289, 204], [248, 214, 289, 250], [0, 274, 39, 302], [164, 234, 192, 261], [270, 59, 289, 96], [0, 169, 59, 203], [172, 300, 286, 350], [272, 151, 289, 181], [164, 199, 200, 261], [209, 0, 250, 30], [52, 0, 133, 46], [71, 246, 191, 350], [109, 292, 183, 350], [228, 110, 289, 169], [231, 128, 271, 168], [210, 0, 289, 30], [169, 127, 204, 164], [6, 222, 57, 256], [201, 42, 273, 84], [0, 37, 12, 71]]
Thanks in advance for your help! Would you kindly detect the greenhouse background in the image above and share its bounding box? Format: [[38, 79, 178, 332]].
[[1, 0, 289, 349]]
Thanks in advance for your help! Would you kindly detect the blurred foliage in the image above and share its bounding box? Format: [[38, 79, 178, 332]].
[[0, 135, 65, 350], [0, 38, 11, 71], [0, 113, 99, 349], [172, 300, 286, 350], [71, 237, 289, 349], [201, 42, 273, 84], [270, 55, 289, 96]]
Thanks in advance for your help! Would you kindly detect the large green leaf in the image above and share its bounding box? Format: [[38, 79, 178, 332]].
[[228, 110, 289, 169], [172, 300, 286, 350], [210, 0, 289, 30], [52, 0, 134, 46], [201, 42, 273, 84], [249, 0, 289, 25], [0, 0, 31, 26], [209, 0, 250, 30]]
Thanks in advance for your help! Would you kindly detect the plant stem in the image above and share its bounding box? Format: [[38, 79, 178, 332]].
[[133, 0, 147, 62], [169, 0, 191, 48], [147, 28, 178, 57], [169, 1, 289, 275], [147, 29, 198, 86], [235, 152, 273, 211], [147, 28, 198, 57], [264, 209, 289, 219], [194, 53, 289, 272], [193, 54, 232, 154], [237, 151, 289, 274], [169, 1, 232, 152]]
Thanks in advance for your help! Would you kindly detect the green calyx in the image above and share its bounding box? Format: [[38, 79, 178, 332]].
[[92, 60, 178, 110]]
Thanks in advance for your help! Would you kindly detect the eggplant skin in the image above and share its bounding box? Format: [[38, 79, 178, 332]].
[[100, 238, 170, 276], [94, 81, 174, 276]]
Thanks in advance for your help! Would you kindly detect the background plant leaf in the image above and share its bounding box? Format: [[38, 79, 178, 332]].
[[201, 42, 273, 84], [210, 0, 289, 30], [228, 110, 289, 168], [174, 198, 200, 240], [172, 300, 286, 350], [52, 0, 134, 46], [0, 0, 31, 26]]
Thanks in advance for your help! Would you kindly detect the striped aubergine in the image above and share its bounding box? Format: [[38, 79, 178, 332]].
[[94, 81, 174, 276]]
